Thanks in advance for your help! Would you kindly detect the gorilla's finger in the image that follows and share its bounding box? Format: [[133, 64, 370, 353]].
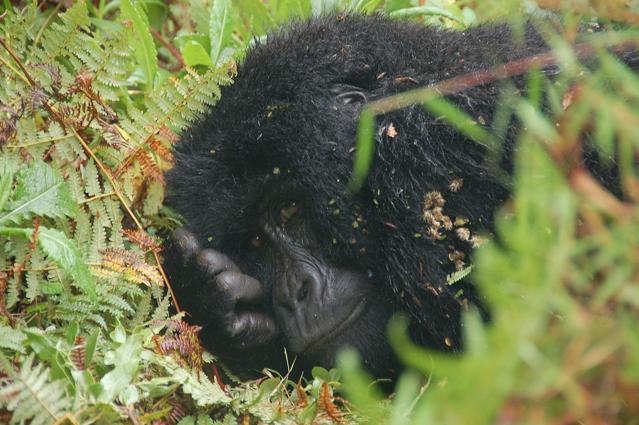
[[196, 249, 240, 276], [171, 227, 200, 265], [227, 311, 279, 347], [216, 271, 265, 304]]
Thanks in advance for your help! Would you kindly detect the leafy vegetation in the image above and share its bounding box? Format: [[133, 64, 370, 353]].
[[1, 0, 639, 424]]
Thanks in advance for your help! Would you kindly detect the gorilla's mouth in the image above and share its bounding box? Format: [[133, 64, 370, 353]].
[[299, 299, 367, 356]]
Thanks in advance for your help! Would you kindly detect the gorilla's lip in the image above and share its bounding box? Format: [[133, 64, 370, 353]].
[[299, 299, 366, 356]]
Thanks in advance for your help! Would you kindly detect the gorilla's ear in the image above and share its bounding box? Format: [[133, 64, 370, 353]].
[[331, 83, 368, 105]]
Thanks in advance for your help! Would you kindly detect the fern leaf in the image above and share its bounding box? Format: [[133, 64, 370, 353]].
[[0, 326, 26, 353], [447, 265, 474, 285], [0, 354, 71, 425], [25, 249, 48, 302], [0, 5, 37, 86], [31, 2, 90, 66], [115, 66, 232, 178], [0, 161, 77, 225], [82, 160, 102, 197]]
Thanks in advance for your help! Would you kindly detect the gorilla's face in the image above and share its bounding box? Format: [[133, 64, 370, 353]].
[[165, 180, 396, 378], [250, 183, 394, 372]]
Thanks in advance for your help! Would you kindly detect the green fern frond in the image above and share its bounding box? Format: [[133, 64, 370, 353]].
[[66, 23, 134, 101], [31, 2, 90, 67], [0, 326, 26, 353], [25, 250, 49, 302], [0, 354, 71, 425], [0, 6, 37, 93], [120, 65, 232, 152], [447, 265, 474, 285], [82, 161, 102, 198], [151, 284, 171, 321]]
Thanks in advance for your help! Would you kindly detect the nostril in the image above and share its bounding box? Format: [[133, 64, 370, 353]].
[[296, 278, 311, 302]]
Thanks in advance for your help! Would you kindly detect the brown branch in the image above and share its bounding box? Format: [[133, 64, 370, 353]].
[[366, 39, 638, 116], [568, 167, 634, 218], [150, 27, 185, 70], [0, 37, 37, 87]]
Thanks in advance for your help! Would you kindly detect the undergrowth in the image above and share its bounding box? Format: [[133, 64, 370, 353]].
[[0, 0, 639, 424]]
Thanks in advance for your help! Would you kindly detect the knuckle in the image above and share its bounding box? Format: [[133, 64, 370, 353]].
[[196, 250, 238, 275], [214, 271, 233, 294], [173, 228, 199, 256], [226, 318, 246, 340]]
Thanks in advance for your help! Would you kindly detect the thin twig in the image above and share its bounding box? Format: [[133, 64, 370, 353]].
[[33, 2, 63, 47], [150, 27, 185, 69], [0, 37, 36, 87], [366, 40, 638, 116], [569, 167, 634, 218]]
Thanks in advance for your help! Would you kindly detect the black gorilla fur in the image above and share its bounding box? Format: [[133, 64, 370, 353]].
[[164, 14, 619, 378]]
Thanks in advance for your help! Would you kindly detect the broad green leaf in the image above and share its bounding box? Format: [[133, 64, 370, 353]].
[[99, 333, 143, 403], [353, 0, 383, 14], [181, 40, 213, 67], [84, 329, 100, 366], [0, 161, 76, 225], [209, 0, 232, 65], [174, 33, 211, 53], [38, 227, 95, 301], [388, 5, 463, 23], [311, 366, 331, 382], [120, 0, 158, 90], [0, 226, 96, 300]]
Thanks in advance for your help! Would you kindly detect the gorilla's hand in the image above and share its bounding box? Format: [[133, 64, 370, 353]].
[[164, 228, 280, 352]]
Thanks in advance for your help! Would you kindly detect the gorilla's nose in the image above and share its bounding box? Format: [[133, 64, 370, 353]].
[[274, 265, 321, 313]]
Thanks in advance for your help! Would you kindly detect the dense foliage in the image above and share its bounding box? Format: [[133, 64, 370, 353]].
[[0, 0, 638, 424]]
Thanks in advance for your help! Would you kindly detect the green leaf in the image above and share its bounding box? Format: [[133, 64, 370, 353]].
[[209, 0, 232, 65], [85, 329, 100, 366], [388, 6, 463, 22], [0, 161, 77, 225], [353, 0, 383, 14], [38, 227, 96, 301], [0, 163, 13, 212], [99, 332, 143, 403], [174, 33, 211, 53], [23, 330, 72, 383], [181, 40, 213, 67], [311, 366, 331, 382], [422, 96, 495, 148], [120, 0, 158, 90], [65, 322, 79, 345], [157, 355, 230, 407], [0, 226, 96, 300], [348, 106, 376, 192]]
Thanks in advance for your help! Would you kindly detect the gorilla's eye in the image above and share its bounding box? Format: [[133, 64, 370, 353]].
[[280, 202, 300, 224], [249, 235, 264, 249]]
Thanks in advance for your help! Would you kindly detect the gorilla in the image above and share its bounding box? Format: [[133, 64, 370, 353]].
[[163, 14, 621, 379]]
